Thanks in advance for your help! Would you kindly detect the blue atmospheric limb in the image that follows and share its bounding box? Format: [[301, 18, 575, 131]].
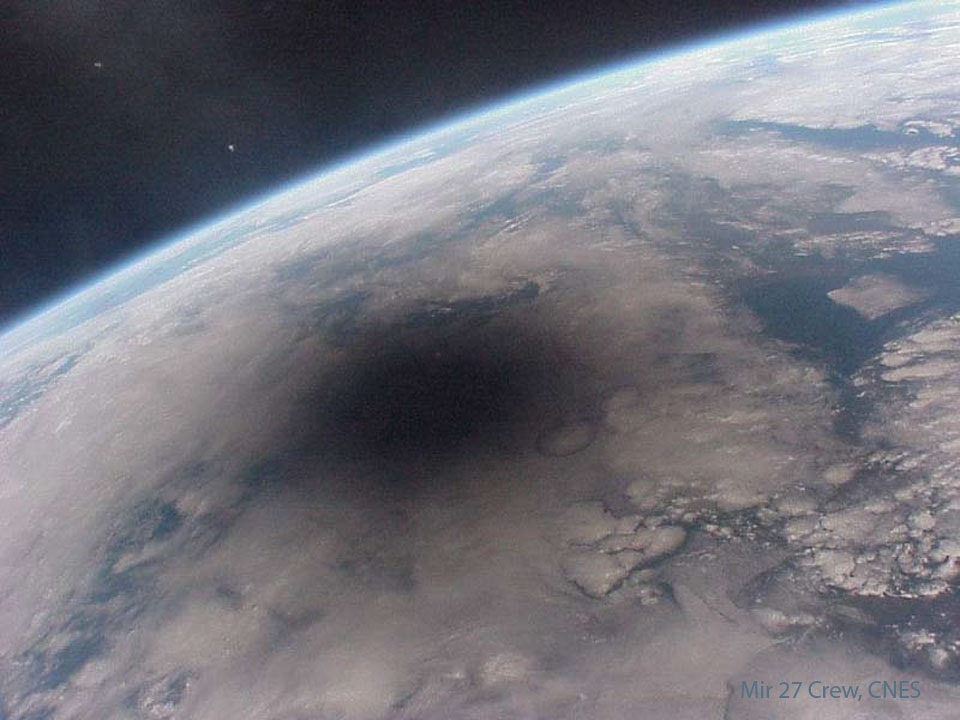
[[0, 0, 933, 349]]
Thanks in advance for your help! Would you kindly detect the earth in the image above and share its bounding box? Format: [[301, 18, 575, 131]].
[[4, 3, 960, 718]]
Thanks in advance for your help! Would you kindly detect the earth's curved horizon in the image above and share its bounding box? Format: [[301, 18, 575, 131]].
[[4, 2, 960, 718], [0, 0, 899, 348]]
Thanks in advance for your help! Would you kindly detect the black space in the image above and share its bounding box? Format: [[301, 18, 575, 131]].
[[3, 0, 852, 329]]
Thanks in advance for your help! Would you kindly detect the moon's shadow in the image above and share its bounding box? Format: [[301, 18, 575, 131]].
[[285, 293, 607, 494]]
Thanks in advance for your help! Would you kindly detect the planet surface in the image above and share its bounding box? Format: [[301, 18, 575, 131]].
[[4, 2, 960, 718]]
